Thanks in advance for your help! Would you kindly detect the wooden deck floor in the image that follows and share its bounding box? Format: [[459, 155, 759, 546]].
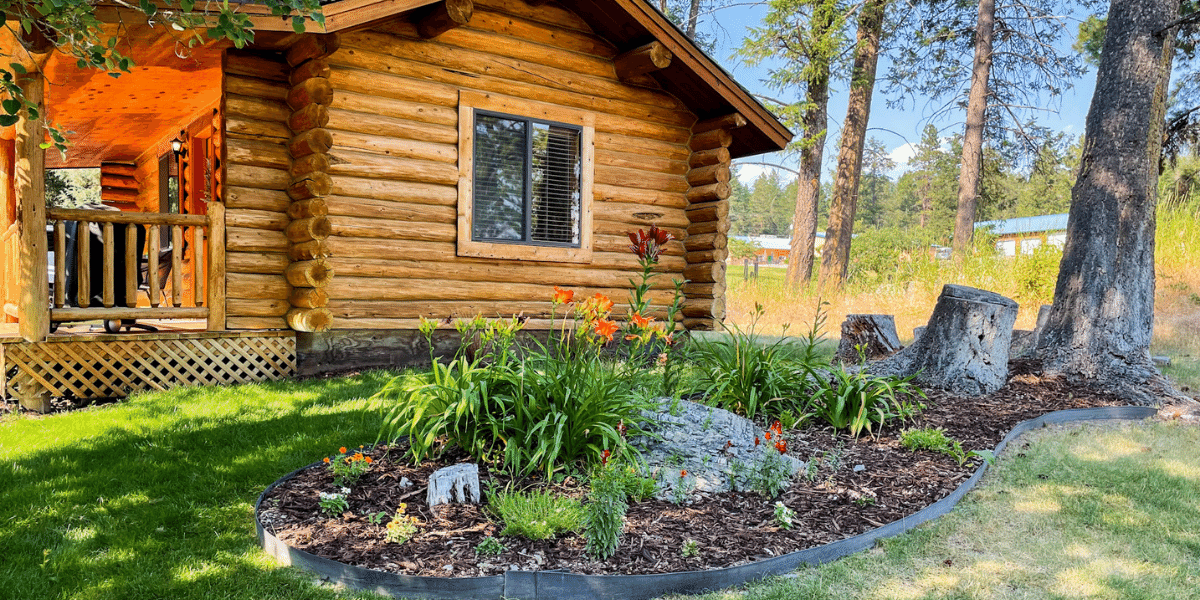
[[0, 319, 208, 343]]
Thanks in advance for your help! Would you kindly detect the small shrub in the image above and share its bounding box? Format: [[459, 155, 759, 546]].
[[490, 489, 583, 541], [384, 503, 420, 544], [773, 501, 795, 529], [806, 366, 925, 438], [900, 427, 995, 466], [475, 536, 505, 557], [324, 446, 373, 487], [317, 489, 349, 516], [748, 447, 792, 498], [680, 539, 701, 558], [584, 464, 629, 560]]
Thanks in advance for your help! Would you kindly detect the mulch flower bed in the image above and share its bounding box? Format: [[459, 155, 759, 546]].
[[257, 360, 1127, 577]]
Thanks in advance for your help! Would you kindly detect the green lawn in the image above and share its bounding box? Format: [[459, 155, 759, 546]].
[[3, 377, 1198, 600]]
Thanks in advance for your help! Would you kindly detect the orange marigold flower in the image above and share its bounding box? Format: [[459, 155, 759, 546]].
[[339, 447, 347, 454], [353, 453, 364, 461], [630, 312, 652, 328], [552, 286, 574, 305], [323, 457, 331, 464], [594, 319, 619, 342], [365, 457, 373, 464]]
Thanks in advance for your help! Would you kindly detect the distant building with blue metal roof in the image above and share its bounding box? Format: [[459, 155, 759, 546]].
[[974, 213, 1069, 256]]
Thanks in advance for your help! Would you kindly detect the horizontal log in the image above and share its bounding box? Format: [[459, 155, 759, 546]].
[[290, 153, 330, 179], [327, 237, 457, 261], [327, 149, 459, 186], [51, 307, 208, 321], [332, 90, 458, 127], [614, 41, 673, 80], [289, 239, 331, 261], [227, 164, 290, 191], [225, 116, 291, 143], [227, 227, 289, 252], [687, 220, 730, 236], [290, 286, 329, 309], [227, 137, 291, 170], [682, 296, 725, 320], [595, 148, 688, 176], [287, 77, 334, 111], [685, 248, 727, 264], [683, 261, 725, 283], [417, 0, 474, 39], [227, 93, 291, 123], [101, 187, 138, 203], [331, 215, 457, 243], [689, 147, 731, 168], [285, 259, 334, 287], [289, 197, 328, 219], [289, 128, 334, 158], [693, 113, 747, 134], [595, 165, 688, 194], [226, 208, 290, 231], [329, 64, 460, 108], [591, 202, 688, 228], [46, 208, 206, 227], [286, 216, 332, 242], [286, 34, 341, 67], [324, 195, 455, 222], [327, 256, 677, 290], [100, 162, 137, 178], [685, 200, 730, 223], [226, 186, 292, 212], [226, 252, 290, 274], [686, 182, 732, 204], [226, 50, 288, 82], [595, 132, 690, 162], [326, 107, 458, 145], [682, 317, 719, 331], [288, 103, 329, 133], [684, 232, 727, 251], [287, 307, 334, 332], [329, 176, 457, 205], [682, 281, 724, 298], [287, 171, 334, 201], [329, 129, 457, 164], [329, 276, 677, 304], [227, 272, 292, 299], [226, 74, 289, 101], [687, 164, 731, 187], [227, 298, 291, 317], [594, 235, 684, 257], [689, 129, 733, 152], [289, 57, 331, 87], [594, 183, 687, 209], [226, 316, 289, 330], [593, 219, 685, 240], [327, 299, 671, 320], [99, 173, 137, 189]]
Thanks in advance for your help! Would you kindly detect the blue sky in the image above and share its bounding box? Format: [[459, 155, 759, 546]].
[[696, 2, 1098, 182]]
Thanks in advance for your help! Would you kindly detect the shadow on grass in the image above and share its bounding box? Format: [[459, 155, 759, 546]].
[[0, 370, 410, 600]]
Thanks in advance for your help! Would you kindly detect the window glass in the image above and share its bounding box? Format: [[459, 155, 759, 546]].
[[530, 123, 581, 245], [473, 114, 526, 242]]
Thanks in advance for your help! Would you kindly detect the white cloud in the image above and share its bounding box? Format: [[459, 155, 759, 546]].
[[734, 163, 773, 185], [889, 143, 917, 167]]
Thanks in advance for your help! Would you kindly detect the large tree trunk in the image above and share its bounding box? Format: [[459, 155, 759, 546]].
[[785, 18, 833, 290], [1036, 0, 1184, 405], [686, 0, 700, 39], [950, 0, 996, 259], [819, 0, 886, 289]]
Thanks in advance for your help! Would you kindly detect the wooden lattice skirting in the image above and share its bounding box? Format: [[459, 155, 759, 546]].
[[1, 331, 296, 402]]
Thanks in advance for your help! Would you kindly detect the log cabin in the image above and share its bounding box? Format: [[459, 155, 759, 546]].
[[0, 0, 791, 410]]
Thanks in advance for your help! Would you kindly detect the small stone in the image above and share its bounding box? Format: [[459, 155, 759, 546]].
[[398, 477, 413, 489], [853, 464, 866, 472], [443, 564, 453, 572], [426, 463, 481, 507]]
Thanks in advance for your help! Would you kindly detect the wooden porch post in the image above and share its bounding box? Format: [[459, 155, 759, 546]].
[[15, 71, 48, 343]]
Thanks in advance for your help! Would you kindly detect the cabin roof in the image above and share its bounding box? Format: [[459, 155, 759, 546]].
[[243, 0, 793, 157], [974, 213, 1069, 236]]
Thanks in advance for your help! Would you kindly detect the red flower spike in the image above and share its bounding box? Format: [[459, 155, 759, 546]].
[[680, 469, 687, 478], [627, 225, 675, 263], [765, 431, 772, 441], [755, 437, 760, 446], [771, 420, 783, 436], [775, 440, 788, 454], [601, 449, 611, 466]]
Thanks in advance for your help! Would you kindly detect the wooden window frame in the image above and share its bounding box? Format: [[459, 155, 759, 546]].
[[457, 90, 594, 263]]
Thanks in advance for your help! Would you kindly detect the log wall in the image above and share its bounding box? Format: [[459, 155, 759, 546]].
[[681, 115, 741, 330], [223, 49, 295, 330], [318, 0, 696, 329]]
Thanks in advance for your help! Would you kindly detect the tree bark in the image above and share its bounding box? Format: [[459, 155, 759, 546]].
[[950, 0, 996, 259], [819, 0, 886, 290], [1036, 0, 1185, 405], [785, 9, 834, 290], [686, 0, 700, 39]]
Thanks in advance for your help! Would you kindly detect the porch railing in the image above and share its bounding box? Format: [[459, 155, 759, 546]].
[[44, 207, 224, 329]]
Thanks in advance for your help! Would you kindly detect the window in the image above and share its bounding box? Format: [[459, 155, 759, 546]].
[[458, 91, 594, 263]]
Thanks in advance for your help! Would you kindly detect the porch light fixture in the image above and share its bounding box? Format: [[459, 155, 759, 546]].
[[170, 131, 187, 159]]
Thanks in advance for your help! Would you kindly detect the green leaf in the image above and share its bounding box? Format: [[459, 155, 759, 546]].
[[1, 99, 18, 114], [181, 0, 194, 11], [9, 63, 26, 75], [0, 114, 18, 127], [291, 15, 305, 33]]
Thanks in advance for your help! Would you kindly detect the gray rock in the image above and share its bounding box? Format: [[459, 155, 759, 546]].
[[630, 398, 803, 499], [426, 463, 481, 507], [399, 477, 413, 489]]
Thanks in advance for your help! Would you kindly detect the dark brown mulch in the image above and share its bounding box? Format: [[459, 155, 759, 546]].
[[257, 359, 1128, 578]]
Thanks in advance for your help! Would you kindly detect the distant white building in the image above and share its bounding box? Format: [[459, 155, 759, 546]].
[[731, 233, 825, 264], [974, 213, 1069, 257]]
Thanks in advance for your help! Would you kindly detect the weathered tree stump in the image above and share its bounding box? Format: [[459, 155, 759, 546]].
[[836, 314, 902, 363], [871, 285, 1018, 396], [427, 463, 481, 507], [1010, 304, 1052, 358]]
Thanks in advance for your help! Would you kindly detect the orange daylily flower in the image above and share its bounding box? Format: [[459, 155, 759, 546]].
[[593, 293, 614, 313], [552, 286, 574, 304], [630, 312, 652, 328], [594, 319, 619, 342]]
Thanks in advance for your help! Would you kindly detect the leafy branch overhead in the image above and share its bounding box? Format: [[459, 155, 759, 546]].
[[0, 0, 325, 150]]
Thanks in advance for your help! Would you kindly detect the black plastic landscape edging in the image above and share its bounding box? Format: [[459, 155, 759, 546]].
[[255, 405, 1157, 600]]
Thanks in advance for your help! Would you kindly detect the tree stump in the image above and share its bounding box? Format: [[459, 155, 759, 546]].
[[836, 314, 902, 363], [426, 464, 481, 507], [871, 285, 1018, 396], [1010, 304, 1052, 358]]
